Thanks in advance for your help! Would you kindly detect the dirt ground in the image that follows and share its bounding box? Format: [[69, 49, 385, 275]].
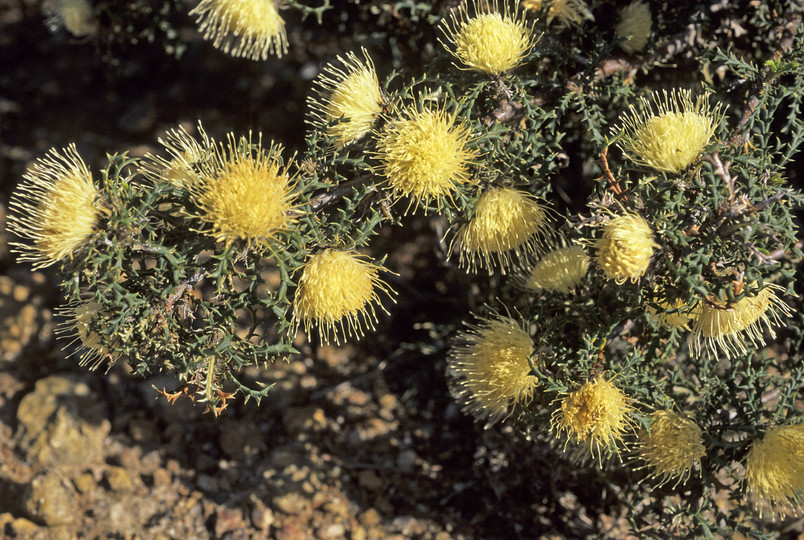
[[0, 1, 802, 539]]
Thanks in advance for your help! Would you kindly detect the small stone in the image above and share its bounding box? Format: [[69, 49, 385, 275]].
[[357, 470, 383, 491], [396, 450, 417, 472], [73, 472, 95, 494], [251, 505, 274, 530], [282, 406, 326, 434], [196, 473, 218, 492], [9, 517, 40, 536], [153, 468, 172, 488], [359, 508, 382, 528], [105, 466, 134, 492], [214, 507, 243, 536], [273, 492, 311, 515], [23, 472, 76, 526], [219, 420, 265, 460]]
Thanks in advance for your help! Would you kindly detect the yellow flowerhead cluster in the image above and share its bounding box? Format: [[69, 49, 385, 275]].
[[448, 314, 538, 426], [638, 410, 705, 487], [595, 213, 658, 284], [691, 284, 792, 359], [8, 144, 100, 269], [615, 89, 725, 174], [520, 0, 593, 28], [440, 0, 536, 76], [745, 424, 804, 518], [524, 244, 589, 292], [191, 133, 298, 247], [376, 104, 475, 212], [190, 0, 288, 60], [552, 375, 635, 463], [455, 187, 551, 274], [615, 0, 651, 54], [57, 300, 120, 371], [292, 249, 396, 345], [308, 49, 387, 149], [44, 0, 98, 37]]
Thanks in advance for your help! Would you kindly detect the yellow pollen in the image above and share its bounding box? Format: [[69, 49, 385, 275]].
[[524, 244, 589, 292], [744, 424, 804, 518], [190, 0, 288, 60], [595, 213, 658, 284], [638, 410, 705, 487]]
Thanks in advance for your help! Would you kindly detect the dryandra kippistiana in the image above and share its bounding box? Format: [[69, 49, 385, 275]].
[[690, 284, 792, 359], [307, 48, 387, 149], [8, 144, 100, 269], [190, 133, 298, 248], [142, 124, 217, 189], [523, 244, 589, 292], [56, 299, 120, 371], [292, 249, 396, 345], [190, 0, 288, 60], [375, 103, 476, 212], [615, 89, 725, 174], [520, 0, 593, 28], [439, 0, 537, 76], [552, 375, 636, 464], [448, 314, 538, 426], [595, 213, 658, 284], [744, 424, 804, 518], [637, 410, 705, 487], [454, 187, 551, 274], [615, 0, 651, 54]]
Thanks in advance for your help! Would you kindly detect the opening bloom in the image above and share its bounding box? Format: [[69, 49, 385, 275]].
[[307, 48, 387, 149], [56, 300, 120, 371], [523, 244, 589, 292], [690, 284, 792, 359], [453, 187, 551, 274], [645, 296, 699, 331], [190, 133, 298, 247], [615, 89, 725, 173], [447, 314, 537, 427], [615, 0, 651, 54], [520, 0, 593, 28], [637, 410, 705, 487], [375, 103, 475, 212], [292, 249, 396, 345], [745, 424, 804, 518], [595, 213, 658, 284], [440, 0, 536, 76], [190, 0, 288, 60], [8, 144, 100, 269], [551, 375, 635, 464], [44, 0, 98, 37], [142, 124, 216, 189]]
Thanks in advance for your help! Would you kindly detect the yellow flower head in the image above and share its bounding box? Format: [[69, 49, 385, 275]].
[[448, 314, 537, 426], [191, 133, 298, 247], [524, 244, 589, 292], [375, 103, 476, 212], [190, 0, 288, 60], [8, 144, 100, 269], [292, 249, 396, 345], [142, 124, 217, 189], [44, 0, 98, 37], [638, 410, 705, 487], [595, 213, 658, 284], [615, 89, 725, 174], [454, 187, 551, 274], [690, 284, 792, 359], [645, 296, 700, 331], [615, 0, 652, 54], [745, 424, 804, 518], [440, 0, 537, 76], [307, 48, 387, 149], [57, 300, 120, 371], [551, 375, 635, 463], [520, 0, 593, 28]]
